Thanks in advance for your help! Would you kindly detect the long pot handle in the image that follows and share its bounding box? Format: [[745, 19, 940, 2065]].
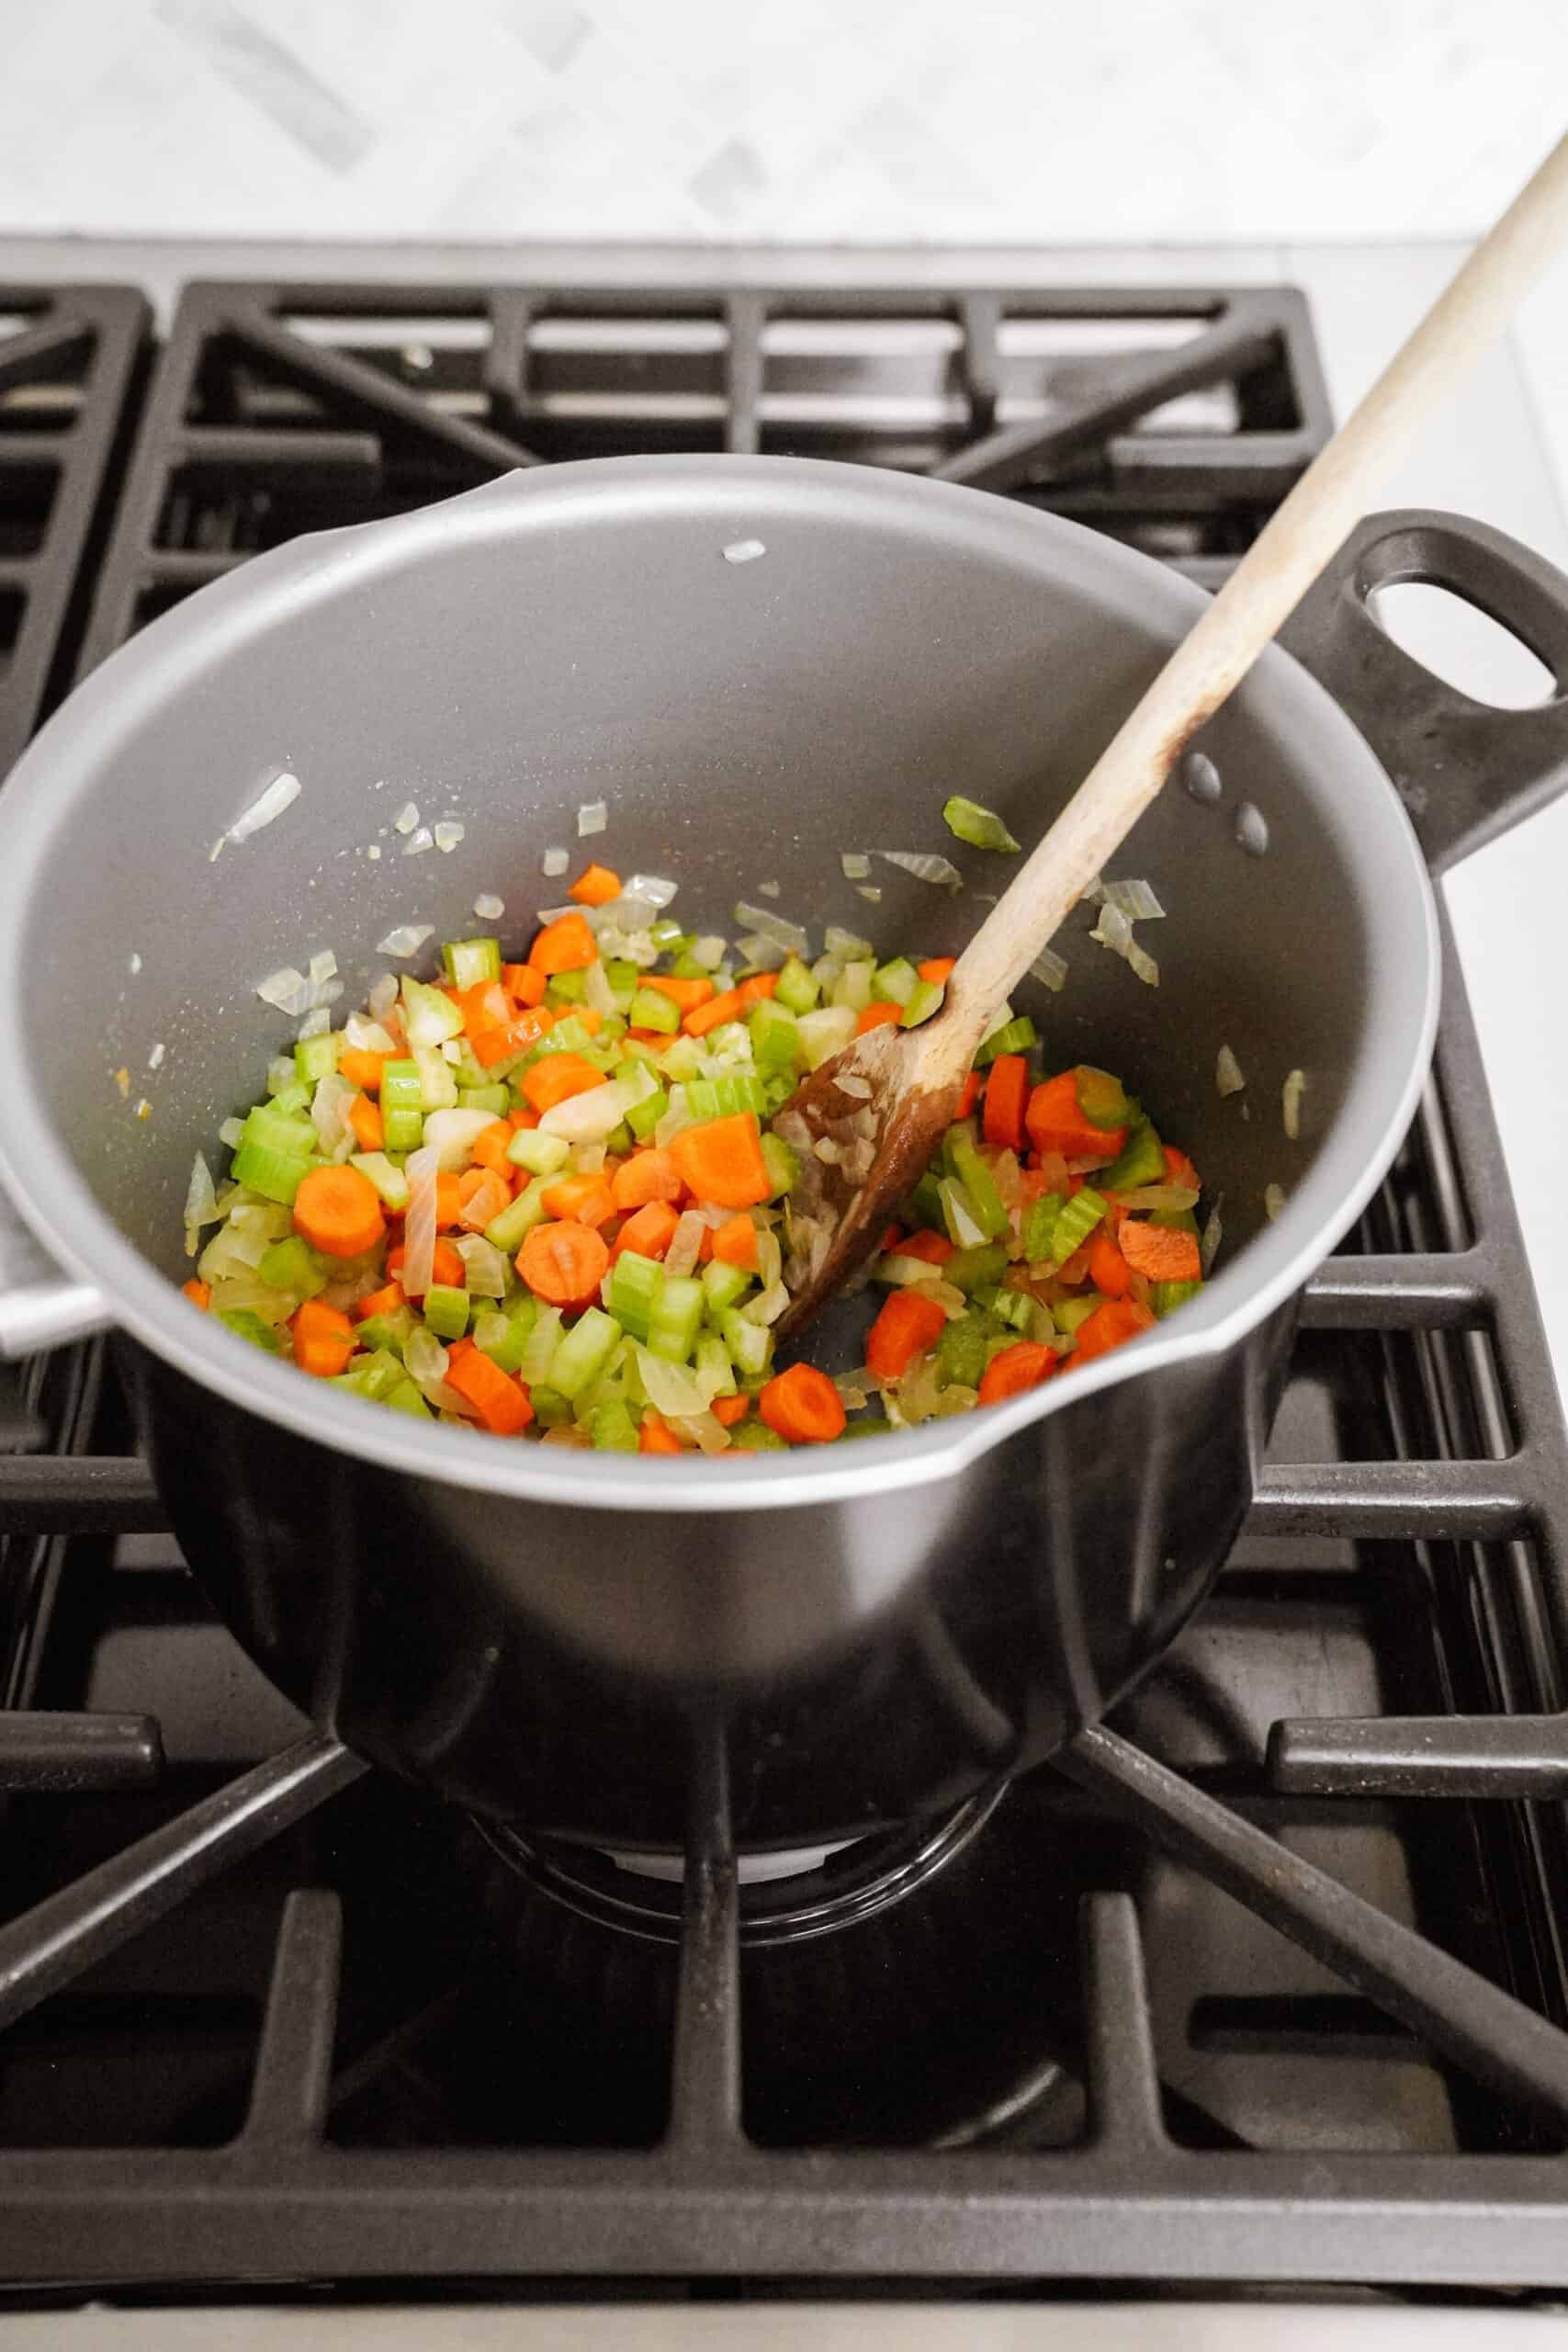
[[0, 1199, 108, 1360], [1280, 506, 1568, 873]]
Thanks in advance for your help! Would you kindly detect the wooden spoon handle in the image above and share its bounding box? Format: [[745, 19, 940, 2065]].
[[945, 129, 1568, 1030]]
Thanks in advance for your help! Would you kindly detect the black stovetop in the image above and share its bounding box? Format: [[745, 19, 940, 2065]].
[[3, 265, 1568, 2302]]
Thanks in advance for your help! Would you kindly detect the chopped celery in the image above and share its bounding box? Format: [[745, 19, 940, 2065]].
[[423, 1283, 470, 1340], [484, 1176, 550, 1255], [1150, 1204, 1200, 1238], [400, 977, 464, 1047], [973, 1283, 1034, 1333], [938, 1313, 991, 1388], [648, 1275, 705, 1364], [547, 1308, 622, 1400], [1050, 1186, 1109, 1262], [649, 918, 686, 947], [474, 1294, 537, 1373], [628, 985, 680, 1035], [231, 1137, 313, 1205], [975, 1014, 1037, 1066], [660, 1034, 705, 1083], [616, 1065, 668, 1140], [695, 1330, 737, 1397], [829, 958, 874, 1013], [1020, 1197, 1063, 1263], [607, 1250, 665, 1342], [541, 1012, 596, 1057], [729, 1420, 787, 1451], [457, 1083, 511, 1118], [685, 1074, 767, 1122], [333, 1347, 405, 1403], [413, 1044, 458, 1112], [937, 1177, 987, 1250], [350, 1152, 412, 1212], [871, 956, 918, 1006], [761, 1071, 795, 1114], [942, 794, 1021, 853], [546, 968, 588, 1006], [718, 1307, 773, 1380], [1055, 1293, 1104, 1337], [443, 937, 501, 988], [942, 1241, 1010, 1293], [379, 1059, 424, 1150], [1102, 1119, 1165, 1191], [386, 1376, 433, 1417], [796, 1005, 856, 1069], [671, 952, 711, 981], [902, 978, 944, 1027], [840, 1417, 895, 1440], [507, 1127, 570, 1177], [773, 955, 819, 1014], [382, 1108, 423, 1152], [749, 999, 799, 1070], [1152, 1278, 1202, 1317], [701, 1259, 751, 1316], [604, 959, 640, 1009], [529, 1385, 572, 1429], [256, 1236, 327, 1299], [909, 1170, 945, 1230], [591, 1398, 640, 1453], [216, 1307, 287, 1353], [944, 1126, 1009, 1239], [294, 1031, 341, 1085], [1075, 1066, 1139, 1129], [761, 1133, 798, 1200], [518, 1307, 563, 1385], [357, 1305, 416, 1358], [269, 1081, 310, 1119], [242, 1102, 316, 1159]]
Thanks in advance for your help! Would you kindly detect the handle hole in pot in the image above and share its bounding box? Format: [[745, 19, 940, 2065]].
[[1371, 582, 1558, 712]]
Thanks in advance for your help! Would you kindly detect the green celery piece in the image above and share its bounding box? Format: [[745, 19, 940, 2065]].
[[1102, 1119, 1165, 1192], [943, 1241, 1010, 1293], [528, 1384, 572, 1429], [382, 1109, 424, 1153], [974, 1014, 1037, 1066], [474, 1294, 537, 1373], [760, 1134, 798, 1200], [773, 955, 819, 1014], [942, 795, 1021, 853], [257, 1236, 327, 1299], [216, 1307, 286, 1353], [944, 1125, 1009, 1239], [1150, 1204, 1200, 1238], [908, 1170, 945, 1230], [729, 1420, 788, 1451], [1051, 1186, 1110, 1263], [840, 1417, 895, 1440], [458, 1083, 512, 1118], [628, 985, 680, 1035], [543, 1012, 594, 1056], [591, 1398, 641, 1453], [385, 1376, 433, 1417], [333, 1347, 405, 1403], [242, 1102, 316, 1159], [294, 1031, 341, 1085], [828, 959, 874, 1013], [1020, 1197, 1064, 1264], [660, 1034, 705, 1084], [423, 1283, 470, 1340], [484, 1177, 550, 1255], [937, 1177, 987, 1250], [607, 1250, 665, 1342], [761, 1072, 795, 1115], [1152, 1278, 1202, 1317], [380, 1058, 423, 1113], [604, 959, 640, 1010], [508, 1127, 570, 1177], [649, 918, 685, 947], [443, 936, 501, 988], [901, 978, 944, 1027], [1055, 1293, 1104, 1337], [718, 1306, 773, 1380], [621, 1073, 668, 1141], [686, 1074, 767, 1122], [701, 1259, 750, 1316], [871, 956, 918, 1007], [671, 952, 711, 980], [356, 1306, 416, 1359], [1074, 1065, 1139, 1129], [938, 1314, 990, 1388], [648, 1275, 704, 1364], [413, 1045, 458, 1112], [604, 1120, 634, 1156], [518, 1307, 563, 1385], [695, 1330, 737, 1397], [973, 1283, 1033, 1333], [350, 1152, 412, 1211], [231, 1140, 312, 1206], [546, 969, 588, 1006], [749, 998, 799, 1070], [547, 1308, 622, 1400]]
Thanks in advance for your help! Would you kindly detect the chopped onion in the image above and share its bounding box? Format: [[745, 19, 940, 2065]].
[[691, 935, 728, 971], [539, 1079, 629, 1144], [345, 1012, 396, 1055], [543, 847, 569, 876], [877, 849, 963, 891], [1126, 942, 1159, 988], [228, 770, 300, 843], [218, 1116, 244, 1150], [393, 801, 420, 835], [583, 958, 618, 1016], [402, 827, 434, 857], [1264, 1182, 1287, 1223], [637, 1348, 709, 1420], [834, 1369, 871, 1409], [148, 1041, 165, 1071], [836, 1072, 872, 1101], [182, 1152, 220, 1258], [1028, 947, 1068, 993], [366, 846, 381, 862], [1118, 1184, 1201, 1212], [756, 880, 781, 899], [856, 886, 883, 904], [367, 975, 400, 1019], [721, 538, 766, 565], [1100, 877, 1166, 922], [311, 1073, 357, 1159], [734, 902, 809, 956], [755, 1224, 783, 1290], [626, 873, 678, 909], [595, 892, 658, 933], [840, 852, 870, 880], [1215, 1045, 1246, 1097], [453, 1236, 509, 1298], [376, 924, 434, 959], [577, 799, 608, 837], [670, 1409, 731, 1454], [1282, 1068, 1306, 1142], [129, 953, 142, 975], [401, 1147, 440, 1298], [473, 892, 505, 921], [736, 935, 787, 971], [308, 949, 337, 987], [434, 821, 465, 854], [255, 966, 310, 1016], [664, 1211, 707, 1280], [1201, 1197, 1224, 1275], [296, 1006, 331, 1041], [741, 1281, 790, 1327], [823, 926, 873, 962], [423, 1107, 505, 1170], [1090, 902, 1134, 956]]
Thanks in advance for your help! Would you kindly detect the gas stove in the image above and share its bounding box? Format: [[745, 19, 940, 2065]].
[[3, 257, 1568, 2306]]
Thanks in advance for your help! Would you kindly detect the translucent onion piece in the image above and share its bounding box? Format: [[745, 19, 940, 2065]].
[[627, 873, 678, 908], [1264, 1182, 1287, 1223], [1029, 947, 1068, 993], [755, 1224, 783, 1290], [148, 1041, 166, 1070], [636, 1348, 709, 1420], [691, 935, 728, 970], [663, 1211, 707, 1280], [453, 1236, 509, 1298], [1089, 902, 1134, 956], [345, 1012, 397, 1055], [670, 1409, 731, 1454], [1215, 1044, 1246, 1097], [583, 958, 618, 1016], [595, 892, 657, 933], [721, 539, 766, 565], [834, 1369, 870, 1409], [1126, 942, 1159, 988], [402, 827, 434, 857], [733, 902, 809, 956], [182, 1152, 220, 1258], [473, 892, 505, 921], [376, 924, 434, 959], [434, 821, 465, 854], [228, 770, 300, 843], [401, 1147, 440, 1298], [757, 880, 781, 899], [308, 949, 337, 986], [538, 1080, 626, 1144], [255, 966, 310, 1015], [392, 801, 420, 835], [577, 800, 608, 836], [367, 975, 399, 1019], [1100, 877, 1165, 922], [823, 927, 873, 962], [311, 1073, 357, 1159], [840, 852, 871, 879], [1200, 1197, 1224, 1276], [736, 935, 786, 971], [741, 1281, 790, 1327], [1118, 1183, 1201, 1212], [209, 1276, 293, 1323], [296, 1006, 330, 1041], [1282, 1068, 1306, 1142], [218, 1116, 244, 1150], [423, 1107, 505, 1170], [877, 850, 963, 891], [856, 885, 883, 903], [542, 847, 569, 876]]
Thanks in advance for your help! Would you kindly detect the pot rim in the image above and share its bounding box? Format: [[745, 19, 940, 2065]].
[[0, 454, 1440, 1512]]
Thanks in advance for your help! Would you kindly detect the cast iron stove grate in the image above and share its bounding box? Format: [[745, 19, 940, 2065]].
[[3, 267, 1568, 2297]]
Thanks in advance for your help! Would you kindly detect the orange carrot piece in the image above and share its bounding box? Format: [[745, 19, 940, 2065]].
[[1119, 1221, 1201, 1283], [346, 1092, 384, 1153], [517, 1219, 610, 1310], [710, 1392, 750, 1427], [981, 1053, 1029, 1154], [389, 1237, 466, 1291], [470, 1122, 515, 1180], [509, 1106, 539, 1130], [337, 1047, 386, 1095], [977, 1340, 1057, 1406], [738, 971, 778, 1005], [759, 1362, 846, 1445], [957, 1070, 983, 1119], [1072, 1296, 1157, 1363], [919, 957, 955, 984], [897, 1227, 953, 1266], [1087, 1229, 1133, 1299], [639, 1411, 686, 1454], [290, 1296, 357, 1378], [459, 1171, 512, 1232], [682, 987, 746, 1037], [865, 1289, 947, 1382], [445, 1338, 536, 1435], [522, 1053, 607, 1114], [502, 961, 547, 1007], [640, 972, 714, 1013], [354, 1279, 405, 1322], [471, 1006, 554, 1069], [668, 1113, 772, 1208], [539, 1170, 616, 1228], [291, 1164, 385, 1260], [181, 1278, 211, 1309], [856, 1000, 902, 1034], [1164, 1144, 1201, 1192], [568, 862, 622, 907], [879, 1224, 904, 1254], [527, 910, 597, 975], [612, 1199, 681, 1260], [711, 1214, 759, 1271], [453, 979, 512, 1038], [434, 1172, 465, 1230], [1024, 1071, 1127, 1162], [610, 1149, 685, 1210]]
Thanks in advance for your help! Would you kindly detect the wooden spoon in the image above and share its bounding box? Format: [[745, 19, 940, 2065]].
[[773, 130, 1568, 1341]]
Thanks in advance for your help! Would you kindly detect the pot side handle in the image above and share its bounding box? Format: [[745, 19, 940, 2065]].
[[1280, 507, 1568, 873], [0, 1193, 108, 1359]]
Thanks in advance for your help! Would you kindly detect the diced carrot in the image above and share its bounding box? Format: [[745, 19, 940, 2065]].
[[865, 1289, 948, 1381], [977, 1340, 1057, 1405], [710, 1392, 750, 1427], [897, 1227, 953, 1265], [291, 1164, 385, 1260], [346, 1092, 383, 1153], [711, 1213, 759, 1270], [639, 1411, 686, 1454], [568, 862, 622, 908], [682, 987, 747, 1038], [470, 1123, 515, 1180], [459, 1170, 512, 1232], [454, 980, 512, 1038], [574, 1007, 604, 1039], [446, 1338, 535, 1436], [502, 962, 546, 1007], [509, 1107, 539, 1130], [627, 1028, 671, 1046], [527, 910, 597, 975], [471, 1006, 554, 1069], [738, 971, 778, 1004], [1164, 1145, 1201, 1192], [181, 1278, 210, 1309], [1024, 1070, 1128, 1162], [1088, 1230, 1133, 1299], [879, 1224, 903, 1254], [290, 1296, 357, 1378], [856, 1000, 902, 1034], [539, 1170, 616, 1227], [611, 1149, 685, 1210], [957, 1070, 983, 1119], [981, 1053, 1029, 1154], [1119, 1221, 1201, 1283], [1072, 1296, 1157, 1363], [388, 1238, 466, 1291], [354, 1280, 405, 1323], [919, 957, 955, 984], [640, 973, 714, 1013], [517, 1219, 610, 1310], [522, 1053, 607, 1114], [434, 1172, 465, 1229], [668, 1113, 772, 1208], [759, 1362, 846, 1445], [612, 1199, 681, 1260], [338, 1047, 386, 1094]]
